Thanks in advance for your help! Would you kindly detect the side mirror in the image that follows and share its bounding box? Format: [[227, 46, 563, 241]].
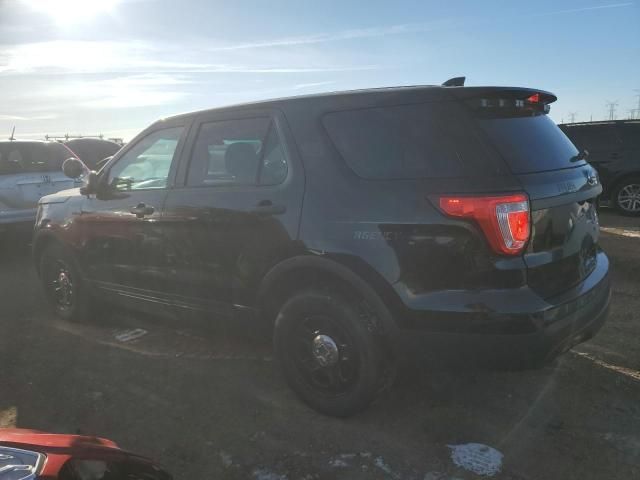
[[62, 157, 87, 179], [80, 171, 99, 196]]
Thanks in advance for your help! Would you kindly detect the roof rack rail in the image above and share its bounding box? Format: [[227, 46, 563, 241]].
[[442, 76, 465, 87]]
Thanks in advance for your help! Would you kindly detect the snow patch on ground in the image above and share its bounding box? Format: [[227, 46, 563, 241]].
[[252, 467, 288, 480], [448, 443, 503, 477]]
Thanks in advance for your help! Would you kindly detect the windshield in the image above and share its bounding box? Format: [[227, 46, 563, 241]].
[[1, 2, 638, 480]]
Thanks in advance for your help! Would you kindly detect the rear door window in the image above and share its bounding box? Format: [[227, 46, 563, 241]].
[[618, 124, 640, 149], [478, 115, 581, 174], [0, 142, 70, 174], [323, 102, 506, 179], [561, 124, 621, 153], [187, 117, 288, 186]]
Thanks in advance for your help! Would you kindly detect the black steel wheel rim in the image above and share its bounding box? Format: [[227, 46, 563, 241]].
[[288, 314, 360, 396]]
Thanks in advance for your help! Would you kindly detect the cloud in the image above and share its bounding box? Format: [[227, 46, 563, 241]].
[[533, 2, 634, 17], [293, 81, 337, 90], [0, 113, 57, 121], [43, 73, 191, 109], [207, 21, 447, 52], [0, 40, 381, 76]]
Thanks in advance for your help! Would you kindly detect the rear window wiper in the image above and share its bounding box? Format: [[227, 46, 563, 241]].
[[571, 149, 589, 162]]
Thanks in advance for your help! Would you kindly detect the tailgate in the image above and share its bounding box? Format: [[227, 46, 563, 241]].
[[466, 89, 603, 298], [518, 165, 602, 298]]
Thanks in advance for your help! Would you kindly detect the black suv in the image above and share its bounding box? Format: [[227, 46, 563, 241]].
[[559, 120, 640, 215], [34, 83, 611, 416]]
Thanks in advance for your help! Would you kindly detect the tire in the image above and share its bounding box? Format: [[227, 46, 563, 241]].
[[39, 242, 95, 322], [274, 290, 385, 417], [612, 176, 640, 216]]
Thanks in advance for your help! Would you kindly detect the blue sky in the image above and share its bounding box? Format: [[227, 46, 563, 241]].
[[0, 0, 638, 140]]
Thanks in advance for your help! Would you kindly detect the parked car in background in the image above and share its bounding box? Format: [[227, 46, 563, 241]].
[[0, 140, 79, 234], [34, 82, 610, 416], [64, 138, 122, 170], [0, 428, 172, 480], [559, 120, 640, 215]]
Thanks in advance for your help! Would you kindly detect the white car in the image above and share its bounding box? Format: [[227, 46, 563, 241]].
[[0, 140, 79, 233]]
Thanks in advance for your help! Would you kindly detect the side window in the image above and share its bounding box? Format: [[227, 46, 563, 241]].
[[47, 142, 74, 171], [618, 125, 640, 149], [109, 127, 184, 191], [579, 126, 621, 152], [5, 146, 27, 173], [186, 117, 288, 187]]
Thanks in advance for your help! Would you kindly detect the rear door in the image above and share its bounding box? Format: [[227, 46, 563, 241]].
[[476, 107, 602, 298], [162, 109, 304, 312]]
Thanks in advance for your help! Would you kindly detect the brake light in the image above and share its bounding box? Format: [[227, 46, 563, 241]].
[[526, 93, 540, 103], [438, 194, 530, 255]]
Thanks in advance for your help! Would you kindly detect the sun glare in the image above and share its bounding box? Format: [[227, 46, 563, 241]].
[[22, 0, 122, 25]]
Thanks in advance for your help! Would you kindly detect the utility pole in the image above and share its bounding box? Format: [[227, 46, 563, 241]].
[[605, 100, 618, 121], [633, 89, 640, 117], [627, 109, 636, 120], [568, 112, 577, 123]]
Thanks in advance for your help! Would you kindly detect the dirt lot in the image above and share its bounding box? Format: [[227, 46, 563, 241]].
[[1, 209, 639, 480]]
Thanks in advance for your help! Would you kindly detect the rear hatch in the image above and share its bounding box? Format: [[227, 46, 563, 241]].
[[457, 88, 602, 298]]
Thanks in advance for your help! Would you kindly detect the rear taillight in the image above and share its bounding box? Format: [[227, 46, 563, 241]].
[[438, 194, 530, 255]]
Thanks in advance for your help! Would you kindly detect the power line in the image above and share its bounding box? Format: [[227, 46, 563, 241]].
[[605, 100, 618, 121]]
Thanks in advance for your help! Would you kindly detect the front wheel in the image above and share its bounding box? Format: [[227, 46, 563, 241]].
[[612, 176, 640, 216], [39, 243, 96, 322], [274, 290, 386, 417]]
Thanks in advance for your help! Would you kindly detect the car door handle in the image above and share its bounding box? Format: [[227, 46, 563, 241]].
[[130, 202, 155, 218], [252, 200, 286, 215]]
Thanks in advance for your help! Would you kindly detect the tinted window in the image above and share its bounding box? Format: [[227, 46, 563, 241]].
[[618, 124, 640, 148], [0, 142, 69, 174], [109, 127, 183, 191], [479, 115, 581, 173], [561, 124, 621, 152], [187, 117, 287, 186], [323, 102, 504, 179]]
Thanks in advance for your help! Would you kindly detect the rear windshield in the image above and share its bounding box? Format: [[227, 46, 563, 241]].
[[323, 102, 506, 179], [478, 115, 582, 174], [0, 142, 70, 174]]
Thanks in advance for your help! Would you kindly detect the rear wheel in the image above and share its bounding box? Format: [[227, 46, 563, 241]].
[[274, 290, 386, 417], [39, 243, 95, 322], [612, 176, 640, 216]]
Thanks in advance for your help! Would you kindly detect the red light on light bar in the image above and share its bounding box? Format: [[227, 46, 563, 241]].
[[526, 93, 540, 103]]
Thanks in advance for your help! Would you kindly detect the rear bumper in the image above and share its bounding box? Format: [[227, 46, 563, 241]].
[[390, 252, 611, 368]]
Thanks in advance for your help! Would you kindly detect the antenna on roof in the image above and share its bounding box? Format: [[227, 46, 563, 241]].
[[442, 76, 466, 87], [9, 126, 15, 141]]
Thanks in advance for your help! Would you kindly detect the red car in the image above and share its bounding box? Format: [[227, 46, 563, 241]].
[[0, 429, 171, 480]]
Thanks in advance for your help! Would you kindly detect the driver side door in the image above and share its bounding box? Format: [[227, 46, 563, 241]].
[[75, 124, 189, 311]]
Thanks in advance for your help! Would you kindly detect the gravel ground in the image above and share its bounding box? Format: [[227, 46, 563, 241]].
[[0, 208, 639, 480]]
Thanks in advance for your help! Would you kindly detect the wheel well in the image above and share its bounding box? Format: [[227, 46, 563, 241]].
[[257, 258, 398, 337], [260, 267, 364, 323], [32, 234, 62, 274], [611, 173, 640, 194]]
